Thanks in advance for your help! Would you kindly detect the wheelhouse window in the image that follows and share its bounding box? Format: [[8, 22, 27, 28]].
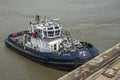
[[55, 30, 60, 35], [55, 26, 59, 29], [48, 31, 54, 36], [48, 27, 53, 30]]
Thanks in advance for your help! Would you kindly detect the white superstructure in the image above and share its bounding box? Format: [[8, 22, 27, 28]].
[[25, 15, 79, 52]]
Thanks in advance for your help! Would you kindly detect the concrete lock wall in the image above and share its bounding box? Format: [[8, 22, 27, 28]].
[[58, 43, 120, 80]]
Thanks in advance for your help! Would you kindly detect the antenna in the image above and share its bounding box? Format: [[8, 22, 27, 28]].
[[44, 16, 47, 24], [35, 15, 40, 24]]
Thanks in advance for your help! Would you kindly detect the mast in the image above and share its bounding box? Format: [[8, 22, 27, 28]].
[[35, 15, 40, 24]]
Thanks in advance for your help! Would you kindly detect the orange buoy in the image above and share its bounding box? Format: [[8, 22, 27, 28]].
[[83, 73, 87, 80], [80, 67, 84, 72], [12, 33, 18, 37], [31, 32, 35, 37], [21, 31, 25, 35]]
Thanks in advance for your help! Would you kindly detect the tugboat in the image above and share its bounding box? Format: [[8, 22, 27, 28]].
[[5, 15, 99, 71]]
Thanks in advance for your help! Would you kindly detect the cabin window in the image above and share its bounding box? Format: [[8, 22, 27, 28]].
[[55, 26, 59, 29], [48, 27, 53, 30], [36, 29, 42, 37], [55, 30, 60, 35], [62, 40, 67, 43], [38, 29, 42, 34], [48, 31, 54, 36]]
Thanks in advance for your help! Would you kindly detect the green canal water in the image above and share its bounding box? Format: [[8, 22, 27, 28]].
[[0, 0, 120, 80]]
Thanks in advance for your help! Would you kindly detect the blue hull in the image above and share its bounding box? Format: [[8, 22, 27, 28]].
[[5, 34, 99, 71]]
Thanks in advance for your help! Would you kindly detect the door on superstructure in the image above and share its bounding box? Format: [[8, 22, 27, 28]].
[[54, 44, 57, 50]]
